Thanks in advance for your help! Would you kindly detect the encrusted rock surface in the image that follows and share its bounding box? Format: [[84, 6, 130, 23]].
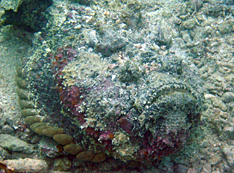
[[0, 134, 34, 153], [0, 0, 233, 172], [0, 0, 24, 12], [0, 0, 52, 31], [3, 158, 48, 172]]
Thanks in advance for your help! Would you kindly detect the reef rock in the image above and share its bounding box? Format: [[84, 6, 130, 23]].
[[0, 0, 24, 12], [3, 158, 48, 172], [0, 134, 34, 154]]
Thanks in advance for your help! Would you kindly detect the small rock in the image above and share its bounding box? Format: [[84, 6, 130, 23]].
[[187, 168, 199, 173], [29, 134, 41, 144], [204, 94, 215, 100], [4, 158, 48, 172], [0, 134, 34, 153], [50, 171, 72, 173], [212, 97, 227, 111], [53, 157, 71, 171], [72, 158, 84, 167], [222, 92, 234, 103], [97, 157, 122, 172], [175, 164, 189, 173], [212, 73, 225, 82], [228, 101, 234, 111], [1, 125, 14, 134], [181, 18, 196, 29], [0, 146, 11, 159], [39, 137, 61, 158], [201, 163, 211, 173], [208, 154, 222, 165], [222, 144, 234, 166]]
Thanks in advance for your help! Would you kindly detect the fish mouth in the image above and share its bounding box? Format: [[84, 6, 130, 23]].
[[137, 83, 201, 134], [149, 83, 200, 113], [114, 82, 203, 162], [150, 83, 198, 104]]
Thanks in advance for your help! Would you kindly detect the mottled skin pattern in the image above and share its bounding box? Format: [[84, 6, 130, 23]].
[[25, 48, 204, 164], [61, 52, 203, 162], [22, 1, 205, 165]]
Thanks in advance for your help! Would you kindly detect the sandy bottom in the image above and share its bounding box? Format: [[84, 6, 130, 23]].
[[0, 29, 30, 128]]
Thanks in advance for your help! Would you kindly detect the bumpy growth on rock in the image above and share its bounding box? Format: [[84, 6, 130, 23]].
[[17, 0, 205, 165]]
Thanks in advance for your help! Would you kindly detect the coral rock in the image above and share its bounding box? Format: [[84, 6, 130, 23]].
[[53, 157, 71, 171], [3, 158, 48, 172]]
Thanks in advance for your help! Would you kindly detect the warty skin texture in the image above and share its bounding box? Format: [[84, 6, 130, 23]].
[[19, 0, 205, 165]]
